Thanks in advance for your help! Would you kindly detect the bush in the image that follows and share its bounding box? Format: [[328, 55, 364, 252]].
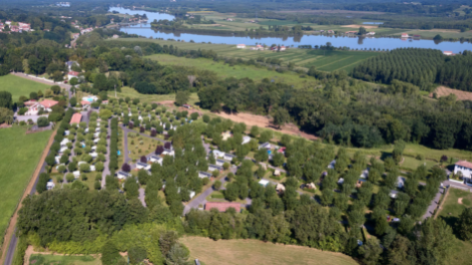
[[37, 117, 49, 127], [66, 173, 75, 183], [202, 114, 210, 123]]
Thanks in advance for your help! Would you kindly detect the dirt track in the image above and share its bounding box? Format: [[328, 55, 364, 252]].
[[215, 112, 319, 140], [0, 129, 57, 265], [431, 86, 472, 101]]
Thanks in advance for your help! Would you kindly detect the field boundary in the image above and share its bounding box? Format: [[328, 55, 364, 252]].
[[0, 127, 57, 264], [435, 186, 450, 219]]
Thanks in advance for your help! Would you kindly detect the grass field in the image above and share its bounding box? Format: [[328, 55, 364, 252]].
[[0, 127, 52, 243], [437, 188, 472, 265], [126, 132, 161, 161], [146, 54, 318, 86], [110, 38, 380, 73], [0, 75, 51, 101], [29, 254, 100, 265], [180, 236, 359, 265]]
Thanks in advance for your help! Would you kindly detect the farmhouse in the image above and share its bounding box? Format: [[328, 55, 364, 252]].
[[67, 71, 79, 81], [198, 171, 212, 179], [40, 99, 58, 111], [366, 32, 375, 36], [236, 44, 246, 49], [401, 33, 409, 38], [454, 160, 472, 179], [205, 202, 241, 212]]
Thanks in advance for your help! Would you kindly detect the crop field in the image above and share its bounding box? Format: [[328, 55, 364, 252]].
[[433, 86, 472, 101], [0, 74, 51, 101], [0, 127, 52, 242], [112, 38, 380, 72], [146, 54, 318, 86], [181, 236, 359, 265], [303, 50, 378, 72]]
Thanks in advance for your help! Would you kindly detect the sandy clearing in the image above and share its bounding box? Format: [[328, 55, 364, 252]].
[[341, 24, 378, 29], [431, 86, 472, 101], [459, 197, 463, 204], [216, 112, 319, 140]]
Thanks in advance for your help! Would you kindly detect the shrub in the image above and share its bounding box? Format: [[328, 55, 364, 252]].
[[37, 117, 50, 127], [66, 173, 75, 183]]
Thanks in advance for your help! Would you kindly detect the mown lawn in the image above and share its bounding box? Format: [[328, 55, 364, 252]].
[[0, 127, 51, 241], [0, 74, 51, 101], [114, 86, 199, 105], [437, 188, 472, 265], [29, 254, 101, 265], [181, 236, 359, 265]]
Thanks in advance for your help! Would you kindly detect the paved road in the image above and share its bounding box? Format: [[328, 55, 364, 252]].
[[138, 188, 146, 207], [422, 185, 445, 220], [101, 119, 112, 189]]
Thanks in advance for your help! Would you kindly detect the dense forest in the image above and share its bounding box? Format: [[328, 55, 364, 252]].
[[352, 48, 472, 92]]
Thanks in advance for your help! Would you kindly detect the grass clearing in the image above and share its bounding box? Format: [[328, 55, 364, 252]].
[[110, 38, 380, 73], [180, 236, 358, 265], [0, 127, 52, 242], [114, 86, 199, 105], [0, 74, 51, 101], [146, 54, 316, 86], [437, 188, 472, 265], [29, 254, 101, 265], [126, 132, 162, 162]]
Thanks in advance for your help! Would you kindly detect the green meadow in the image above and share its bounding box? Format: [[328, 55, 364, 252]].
[[0, 127, 51, 243], [113, 38, 379, 72], [0, 74, 51, 101]]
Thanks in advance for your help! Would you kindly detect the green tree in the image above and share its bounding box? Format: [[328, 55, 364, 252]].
[[213, 180, 222, 190], [358, 238, 383, 265], [0, 91, 13, 109], [250, 126, 259, 138], [358, 26, 367, 35], [457, 207, 472, 240], [175, 91, 189, 106], [165, 243, 190, 265], [254, 148, 269, 162], [101, 240, 122, 265], [272, 152, 284, 167]]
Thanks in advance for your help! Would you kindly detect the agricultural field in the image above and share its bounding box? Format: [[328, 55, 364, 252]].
[[432, 86, 472, 101], [437, 188, 472, 265], [180, 236, 359, 265], [303, 50, 378, 72], [29, 254, 101, 265], [113, 38, 380, 73], [395, 28, 472, 39], [0, 74, 51, 101], [114, 86, 200, 105], [0, 127, 52, 242], [146, 54, 317, 86]]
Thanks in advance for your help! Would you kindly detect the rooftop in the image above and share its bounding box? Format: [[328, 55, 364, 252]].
[[456, 160, 472, 169], [70, 113, 82, 124], [40, 99, 58, 108]]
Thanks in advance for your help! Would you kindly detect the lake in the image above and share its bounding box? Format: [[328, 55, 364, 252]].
[[111, 7, 472, 53]]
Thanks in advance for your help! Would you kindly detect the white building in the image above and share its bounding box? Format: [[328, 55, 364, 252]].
[[150, 155, 163, 165], [454, 160, 472, 179], [236, 44, 246, 49], [198, 171, 212, 179], [242, 136, 251, 145], [136, 162, 151, 171]]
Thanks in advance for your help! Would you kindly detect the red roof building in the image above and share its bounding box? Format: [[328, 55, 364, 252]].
[[70, 113, 82, 125], [455, 160, 472, 169], [81, 100, 91, 105], [24, 99, 37, 106], [68, 71, 79, 77], [39, 99, 58, 109], [277, 147, 286, 153], [205, 202, 241, 212]]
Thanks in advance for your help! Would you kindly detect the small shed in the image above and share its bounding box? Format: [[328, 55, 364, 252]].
[[259, 179, 270, 187]]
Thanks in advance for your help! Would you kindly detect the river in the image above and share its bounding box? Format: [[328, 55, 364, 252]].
[[110, 7, 472, 53]]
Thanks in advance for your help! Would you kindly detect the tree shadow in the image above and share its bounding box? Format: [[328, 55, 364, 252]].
[[380, 151, 392, 161]]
